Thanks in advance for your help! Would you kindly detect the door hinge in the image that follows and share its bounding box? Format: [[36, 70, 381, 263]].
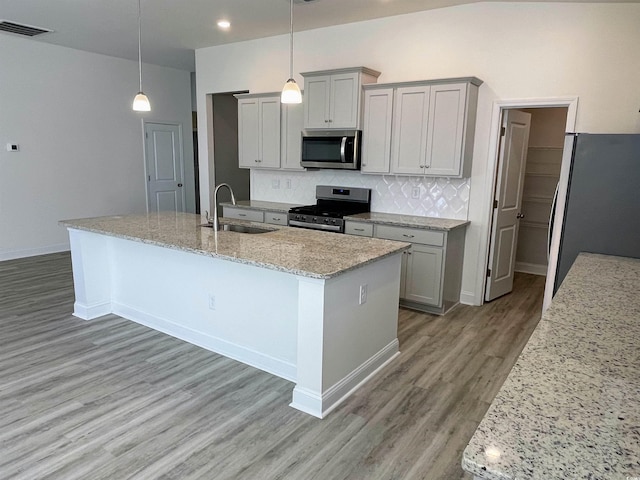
[[493, 199, 498, 209], [500, 126, 506, 137], [486, 268, 491, 277]]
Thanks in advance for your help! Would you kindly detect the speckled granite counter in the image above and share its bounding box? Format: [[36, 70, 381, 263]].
[[60, 212, 408, 280], [345, 212, 469, 231], [220, 200, 300, 212], [462, 253, 640, 480]]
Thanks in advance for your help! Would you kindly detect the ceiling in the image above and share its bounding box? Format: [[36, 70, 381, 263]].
[[2, 0, 637, 71]]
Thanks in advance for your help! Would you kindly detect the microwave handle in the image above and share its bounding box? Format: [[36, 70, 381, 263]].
[[340, 136, 347, 163]]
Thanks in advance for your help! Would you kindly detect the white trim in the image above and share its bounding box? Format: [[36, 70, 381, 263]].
[[475, 97, 578, 306], [515, 261, 547, 276], [112, 302, 297, 382], [73, 301, 112, 320], [290, 339, 399, 418], [0, 243, 69, 261]]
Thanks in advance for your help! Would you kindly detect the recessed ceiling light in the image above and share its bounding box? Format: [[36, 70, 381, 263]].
[[217, 20, 230, 29]]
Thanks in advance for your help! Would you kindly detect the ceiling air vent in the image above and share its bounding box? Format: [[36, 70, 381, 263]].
[[0, 20, 52, 37]]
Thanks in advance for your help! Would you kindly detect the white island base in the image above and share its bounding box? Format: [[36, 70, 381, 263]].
[[68, 228, 402, 418]]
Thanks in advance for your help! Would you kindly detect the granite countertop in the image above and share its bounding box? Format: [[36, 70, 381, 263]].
[[345, 212, 470, 231], [60, 212, 409, 280], [220, 200, 300, 213], [462, 253, 640, 479]]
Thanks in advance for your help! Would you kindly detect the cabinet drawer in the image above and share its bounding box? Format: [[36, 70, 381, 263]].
[[264, 211, 288, 226], [345, 221, 373, 237], [374, 224, 444, 246], [223, 207, 264, 223]]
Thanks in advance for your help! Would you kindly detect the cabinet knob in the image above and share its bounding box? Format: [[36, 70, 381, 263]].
[[402, 234, 415, 238], [425, 165, 430, 169], [177, 183, 183, 187], [324, 120, 329, 123], [517, 213, 525, 219]]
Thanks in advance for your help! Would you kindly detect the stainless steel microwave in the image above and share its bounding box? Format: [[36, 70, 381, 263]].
[[300, 130, 361, 170]]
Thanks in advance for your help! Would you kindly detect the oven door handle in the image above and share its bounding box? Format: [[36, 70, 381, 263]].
[[340, 136, 347, 163]]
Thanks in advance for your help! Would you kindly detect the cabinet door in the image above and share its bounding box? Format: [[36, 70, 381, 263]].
[[259, 97, 281, 168], [399, 250, 408, 299], [425, 83, 467, 177], [238, 98, 259, 168], [304, 75, 330, 128], [361, 88, 393, 174], [329, 72, 360, 129], [405, 244, 443, 306], [390, 86, 430, 175], [281, 102, 305, 170]]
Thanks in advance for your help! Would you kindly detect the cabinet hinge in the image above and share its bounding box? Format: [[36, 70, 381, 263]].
[[493, 199, 498, 209], [486, 268, 491, 277], [148, 175, 151, 181], [145, 132, 148, 138], [500, 126, 506, 137]]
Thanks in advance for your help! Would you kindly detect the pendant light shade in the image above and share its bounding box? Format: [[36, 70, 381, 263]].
[[281, 0, 302, 104], [133, 0, 151, 112], [133, 92, 151, 111], [281, 78, 302, 104]]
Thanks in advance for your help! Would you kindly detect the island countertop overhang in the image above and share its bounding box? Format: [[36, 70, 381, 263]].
[[60, 212, 410, 280]]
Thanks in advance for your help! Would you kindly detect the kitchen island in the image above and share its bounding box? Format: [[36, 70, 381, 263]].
[[462, 253, 640, 479], [61, 212, 409, 418]]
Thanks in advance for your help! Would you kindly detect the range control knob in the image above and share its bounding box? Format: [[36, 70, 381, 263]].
[[312, 217, 317, 222]]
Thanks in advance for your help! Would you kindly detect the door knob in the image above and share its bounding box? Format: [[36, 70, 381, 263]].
[[517, 213, 525, 219]]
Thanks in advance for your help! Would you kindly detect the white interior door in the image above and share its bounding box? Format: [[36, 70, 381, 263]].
[[144, 122, 185, 213], [485, 109, 531, 301]]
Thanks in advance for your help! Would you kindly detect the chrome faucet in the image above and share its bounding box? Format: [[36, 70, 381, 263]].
[[210, 183, 236, 231]]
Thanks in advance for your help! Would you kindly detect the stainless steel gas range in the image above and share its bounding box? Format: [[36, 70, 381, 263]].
[[288, 185, 371, 233]]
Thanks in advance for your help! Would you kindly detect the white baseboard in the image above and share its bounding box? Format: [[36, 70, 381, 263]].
[[112, 302, 297, 382], [73, 301, 112, 320], [0, 243, 70, 261], [290, 339, 400, 418], [515, 261, 548, 276], [460, 290, 480, 306]]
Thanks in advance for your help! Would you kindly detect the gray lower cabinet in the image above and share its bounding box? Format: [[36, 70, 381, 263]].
[[264, 211, 288, 226], [222, 206, 289, 226], [223, 206, 264, 222], [344, 220, 465, 315]]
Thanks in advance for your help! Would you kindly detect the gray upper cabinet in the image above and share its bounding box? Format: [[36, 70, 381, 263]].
[[361, 87, 394, 174], [236, 93, 281, 169], [302, 67, 381, 130], [281, 102, 305, 171], [236, 92, 305, 171], [363, 77, 482, 178]]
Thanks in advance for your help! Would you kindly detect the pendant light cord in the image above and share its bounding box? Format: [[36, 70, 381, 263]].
[[289, 0, 294, 79], [137, 0, 143, 92]]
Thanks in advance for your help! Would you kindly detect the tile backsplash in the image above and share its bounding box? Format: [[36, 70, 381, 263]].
[[252, 170, 470, 219]]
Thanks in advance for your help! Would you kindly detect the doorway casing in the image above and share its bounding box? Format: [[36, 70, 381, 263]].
[[471, 97, 578, 306]]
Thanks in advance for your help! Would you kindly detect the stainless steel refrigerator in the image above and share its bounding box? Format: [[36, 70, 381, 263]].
[[543, 133, 640, 309]]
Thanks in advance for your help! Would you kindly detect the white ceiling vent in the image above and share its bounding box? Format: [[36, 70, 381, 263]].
[[0, 20, 52, 37]]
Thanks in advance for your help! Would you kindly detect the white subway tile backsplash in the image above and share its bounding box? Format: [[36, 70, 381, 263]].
[[251, 170, 469, 219]]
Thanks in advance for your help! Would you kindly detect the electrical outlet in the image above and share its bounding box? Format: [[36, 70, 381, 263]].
[[286, 178, 292, 189], [411, 187, 420, 199], [272, 179, 280, 189], [359, 284, 368, 305], [208, 294, 216, 310]]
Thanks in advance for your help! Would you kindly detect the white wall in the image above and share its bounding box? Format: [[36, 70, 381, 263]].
[[195, 2, 640, 304], [0, 35, 194, 260]]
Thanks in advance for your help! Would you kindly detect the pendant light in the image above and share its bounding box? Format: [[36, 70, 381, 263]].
[[281, 0, 302, 104], [132, 0, 151, 111]]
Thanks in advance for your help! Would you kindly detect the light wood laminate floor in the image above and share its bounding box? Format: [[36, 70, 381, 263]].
[[0, 252, 545, 480]]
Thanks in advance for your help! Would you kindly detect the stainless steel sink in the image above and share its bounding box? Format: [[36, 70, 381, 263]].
[[201, 223, 272, 234]]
